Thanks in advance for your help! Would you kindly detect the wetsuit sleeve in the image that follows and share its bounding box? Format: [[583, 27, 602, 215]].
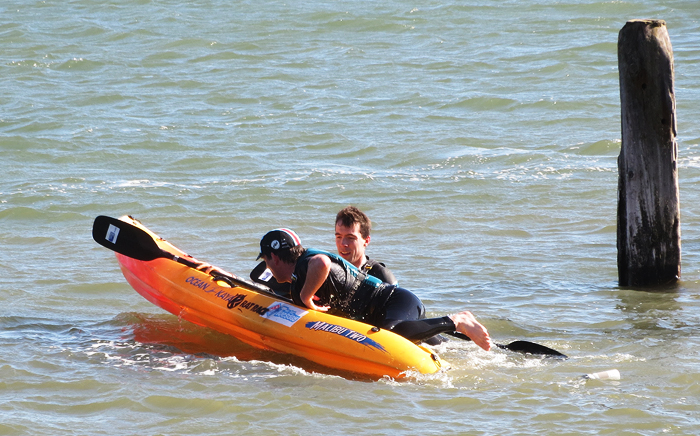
[[389, 316, 456, 342], [366, 260, 398, 285]]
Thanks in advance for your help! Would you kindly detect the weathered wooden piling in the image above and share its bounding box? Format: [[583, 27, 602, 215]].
[[617, 19, 680, 287]]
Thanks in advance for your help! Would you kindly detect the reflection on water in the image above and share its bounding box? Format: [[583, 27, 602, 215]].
[[615, 288, 686, 334], [121, 313, 385, 381]]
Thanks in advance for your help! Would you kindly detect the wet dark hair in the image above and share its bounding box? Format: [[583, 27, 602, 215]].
[[273, 245, 306, 264], [335, 206, 371, 239]]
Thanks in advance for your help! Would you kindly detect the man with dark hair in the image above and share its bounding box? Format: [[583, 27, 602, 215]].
[[256, 228, 492, 350], [250, 206, 397, 295], [335, 206, 397, 285], [336, 206, 448, 345]]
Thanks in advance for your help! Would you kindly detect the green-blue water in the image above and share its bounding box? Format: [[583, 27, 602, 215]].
[[2, 0, 700, 434]]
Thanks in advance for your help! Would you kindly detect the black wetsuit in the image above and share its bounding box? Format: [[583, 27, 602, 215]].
[[361, 257, 397, 285], [360, 256, 444, 345], [290, 249, 455, 342]]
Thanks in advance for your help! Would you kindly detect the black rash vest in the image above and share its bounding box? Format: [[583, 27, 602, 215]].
[[290, 249, 391, 320], [362, 257, 398, 285]]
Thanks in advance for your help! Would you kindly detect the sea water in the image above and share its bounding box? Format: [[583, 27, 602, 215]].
[[2, 0, 700, 434]]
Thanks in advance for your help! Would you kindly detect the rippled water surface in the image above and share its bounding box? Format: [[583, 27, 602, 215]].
[[2, 0, 700, 434]]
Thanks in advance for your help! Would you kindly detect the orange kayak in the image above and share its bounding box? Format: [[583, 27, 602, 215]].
[[108, 216, 446, 379]]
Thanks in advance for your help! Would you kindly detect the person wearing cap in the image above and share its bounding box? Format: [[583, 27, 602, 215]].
[[250, 206, 397, 296], [256, 228, 492, 351], [248, 229, 297, 297], [334, 206, 397, 286]]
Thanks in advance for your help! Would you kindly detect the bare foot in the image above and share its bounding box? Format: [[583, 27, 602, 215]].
[[449, 311, 492, 351]]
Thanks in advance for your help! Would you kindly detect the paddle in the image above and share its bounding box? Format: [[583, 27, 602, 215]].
[[447, 331, 567, 358], [92, 215, 272, 294]]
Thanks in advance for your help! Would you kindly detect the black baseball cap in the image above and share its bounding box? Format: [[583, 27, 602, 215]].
[[257, 228, 302, 260]]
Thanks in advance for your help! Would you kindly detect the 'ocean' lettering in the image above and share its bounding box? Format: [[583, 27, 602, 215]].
[[185, 276, 269, 315], [185, 276, 212, 291]]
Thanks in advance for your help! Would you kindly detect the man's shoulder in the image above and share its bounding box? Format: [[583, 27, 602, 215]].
[[364, 257, 385, 268], [363, 257, 398, 285]]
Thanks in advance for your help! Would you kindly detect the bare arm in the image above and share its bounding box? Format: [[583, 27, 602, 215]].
[[299, 254, 331, 311]]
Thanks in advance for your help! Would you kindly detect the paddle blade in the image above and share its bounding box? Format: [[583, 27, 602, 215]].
[[446, 332, 567, 358], [92, 215, 164, 261], [501, 340, 567, 358]]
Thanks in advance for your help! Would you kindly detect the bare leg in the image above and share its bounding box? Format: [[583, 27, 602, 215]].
[[449, 311, 492, 351]]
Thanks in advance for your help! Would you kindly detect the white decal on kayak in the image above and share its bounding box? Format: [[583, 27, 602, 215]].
[[105, 224, 120, 244], [261, 302, 308, 327]]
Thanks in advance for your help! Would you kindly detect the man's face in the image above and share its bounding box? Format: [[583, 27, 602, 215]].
[[262, 254, 281, 281], [335, 222, 370, 268], [262, 253, 292, 283]]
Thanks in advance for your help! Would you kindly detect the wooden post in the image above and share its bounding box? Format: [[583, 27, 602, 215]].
[[617, 19, 680, 287]]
